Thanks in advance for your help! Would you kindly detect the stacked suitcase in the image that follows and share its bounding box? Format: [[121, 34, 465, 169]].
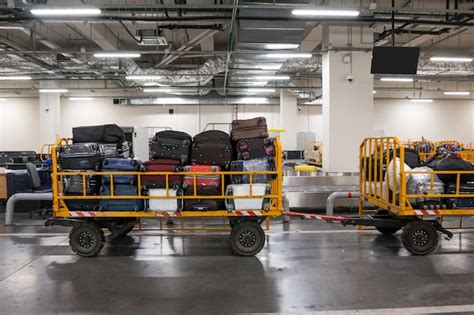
[[144, 130, 192, 211], [99, 158, 144, 211], [227, 117, 276, 212]]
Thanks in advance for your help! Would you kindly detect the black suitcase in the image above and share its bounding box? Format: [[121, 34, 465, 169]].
[[445, 183, 474, 209], [65, 195, 100, 211], [73, 124, 125, 144], [230, 157, 276, 184], [150, 131, 192, 165], [235, 138, 275, 160], [183, 185, 224, 211], [63, 171, 101, 195], [99, 185, 144, 211], [58, 143, 103, 170], [191, 130, 232, 169]]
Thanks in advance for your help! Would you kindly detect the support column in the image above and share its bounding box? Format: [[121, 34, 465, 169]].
[[280, 89, 298, 150], [322, 27, 373, 172], [39, 81, 61, 147]]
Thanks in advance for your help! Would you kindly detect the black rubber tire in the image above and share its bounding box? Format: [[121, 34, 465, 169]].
[[376, 226, 401, 236], [108, 220, 136, 237], [401, 220, 439, 255], [69, 222, 105, 257], [230, 221, 265, 256]]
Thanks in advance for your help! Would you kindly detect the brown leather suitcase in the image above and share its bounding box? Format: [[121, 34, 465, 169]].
[[231, 117, 269, 142]]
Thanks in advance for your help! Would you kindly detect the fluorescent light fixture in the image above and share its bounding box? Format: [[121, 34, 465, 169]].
[[94, 52, 141, 58], [292, 9, 360, 17], [443, 91, 470, 96], [153, 97, 187, 104], [69, 97, 94, 101], [250, 81, 268, 86], [266, 53, 312, 59], [0, 25, 25, 30], [265, 43, 300, 50], [39, 89, 68, 93], [0, 75, 32, 81], [143, 88, 173, 93], [410, 99, 433, 103], [380, 77, 414, 82], [0, 98, 6, 101], [31, 8, 101, 16], [240, 97, 269, 104], [246, 88, 276, 93], [253, 75, 290, 80], [430, 57, 472, 63], [258, 64, 283, 70], [126, 75, 162, 80], [373, 90, 376, 94]]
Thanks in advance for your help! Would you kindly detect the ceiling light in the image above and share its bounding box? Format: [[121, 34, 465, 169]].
[[0, 76, 32, 80], [240, 97, 269, 104], [0, 25, 25, 30], [380, 77, 414, 82], [152, 97, 187, 104], [266, 53, 312, 59], [373, 90, 376, 94], [410, 99, 433, 103], [94, 52, 141, 58], [69, 97, 94, 101], [292, 9, 360, 17], [143, 88, 173, 93], [31, 8, 101, 16], [39, 89, 68, 93], [253, 75, 290, 80], [250, 81, 268, 86], [443, 91, 470, 96], [0, 98, 6, 101], [126, 75, 162, 80], [265, 43, 300, 50], [258, 64, 283, 70], [246, 88, 276, 93], [430, 57, 472, 62]]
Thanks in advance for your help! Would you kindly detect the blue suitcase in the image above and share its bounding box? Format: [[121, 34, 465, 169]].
[[66, 198, 100, 211], [99, 184, 144, 211], [101, 158, 142, 185]]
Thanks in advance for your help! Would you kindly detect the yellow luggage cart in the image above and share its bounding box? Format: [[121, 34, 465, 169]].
[[47, 137, 284, 257], [346, 136, 474, 255], [409, 140, 436, 162]]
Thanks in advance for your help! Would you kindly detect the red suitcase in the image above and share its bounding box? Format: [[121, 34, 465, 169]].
[[142, 159, 183, 189], [183, 165, 221, 188]]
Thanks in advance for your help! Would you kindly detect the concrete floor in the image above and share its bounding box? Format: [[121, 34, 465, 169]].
[[1, 214, 474, 314]]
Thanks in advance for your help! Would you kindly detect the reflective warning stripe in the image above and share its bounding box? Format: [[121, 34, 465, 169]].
[[235, 210, 263, 216], [69, 211, 96, 217], [161, 211, 182, 217], [414, 209, 441, 216], [284, 211, 347, 222]]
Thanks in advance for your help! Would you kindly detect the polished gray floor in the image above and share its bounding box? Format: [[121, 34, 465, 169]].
[[1, 214, 474, 314]]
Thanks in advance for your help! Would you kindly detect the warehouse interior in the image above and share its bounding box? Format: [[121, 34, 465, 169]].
[[1, 0, 474, 314]]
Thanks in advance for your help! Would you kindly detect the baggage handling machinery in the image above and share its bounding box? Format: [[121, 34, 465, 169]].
[[46, 136, 286, 257]]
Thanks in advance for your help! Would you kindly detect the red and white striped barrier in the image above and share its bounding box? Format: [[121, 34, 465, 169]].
[[234, 210, 263, 216], [413, 209, 441, 216], [284, 211, 347, 222], [69, 211, 97, 217]]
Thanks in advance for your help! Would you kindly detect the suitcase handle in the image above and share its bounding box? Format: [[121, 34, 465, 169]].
[[161, 143, 179, 150]]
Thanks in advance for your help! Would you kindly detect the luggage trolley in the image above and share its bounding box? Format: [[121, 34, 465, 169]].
[[340, 136, 474, 255], [46, 137, 284, 257]]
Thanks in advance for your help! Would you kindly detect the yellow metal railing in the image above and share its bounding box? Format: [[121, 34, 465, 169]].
[[51, 136, 284, 227], [360, 136, 474, 218]]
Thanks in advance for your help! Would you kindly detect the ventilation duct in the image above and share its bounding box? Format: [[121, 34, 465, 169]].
[[123, 57, 226, 86]]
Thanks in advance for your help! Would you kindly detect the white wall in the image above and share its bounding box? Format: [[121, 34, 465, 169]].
[[1, 96, 474, 152]]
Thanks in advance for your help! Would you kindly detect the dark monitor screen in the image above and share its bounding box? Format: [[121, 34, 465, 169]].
[[371, 47, 420, 75]]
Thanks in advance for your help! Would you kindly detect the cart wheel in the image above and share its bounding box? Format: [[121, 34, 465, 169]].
[[230, 221, 265, 256], [401, 220, 439, 255], [376, 226, 401, 236], [69, 222, 105, 257]]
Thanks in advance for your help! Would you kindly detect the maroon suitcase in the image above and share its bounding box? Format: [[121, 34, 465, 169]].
[[142, 159, 183, 189], [231, 117, 269, 142]]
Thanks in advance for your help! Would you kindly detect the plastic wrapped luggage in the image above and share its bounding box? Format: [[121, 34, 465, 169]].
[[99, 185, 144, 211], [150, 130, 192, 165], [230, 158, 276, 184], [191, 130, 232, 169], [142, 159, 183, 189], [235, 138, 275, 160], [230, 117, 269, 142], [101, 158, 142, 185], [147, 188, 183, 211], [63, 171, 101, 195], [364, 148, 420, 181], [183, 165, 221, 188], [183, 185, 224, 211], [73, 124, 125, 144], [445, 183, 474, 209], [225, 184, 271, 211], [58, 143, 104, 170], [406, 166, 444, 207]]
